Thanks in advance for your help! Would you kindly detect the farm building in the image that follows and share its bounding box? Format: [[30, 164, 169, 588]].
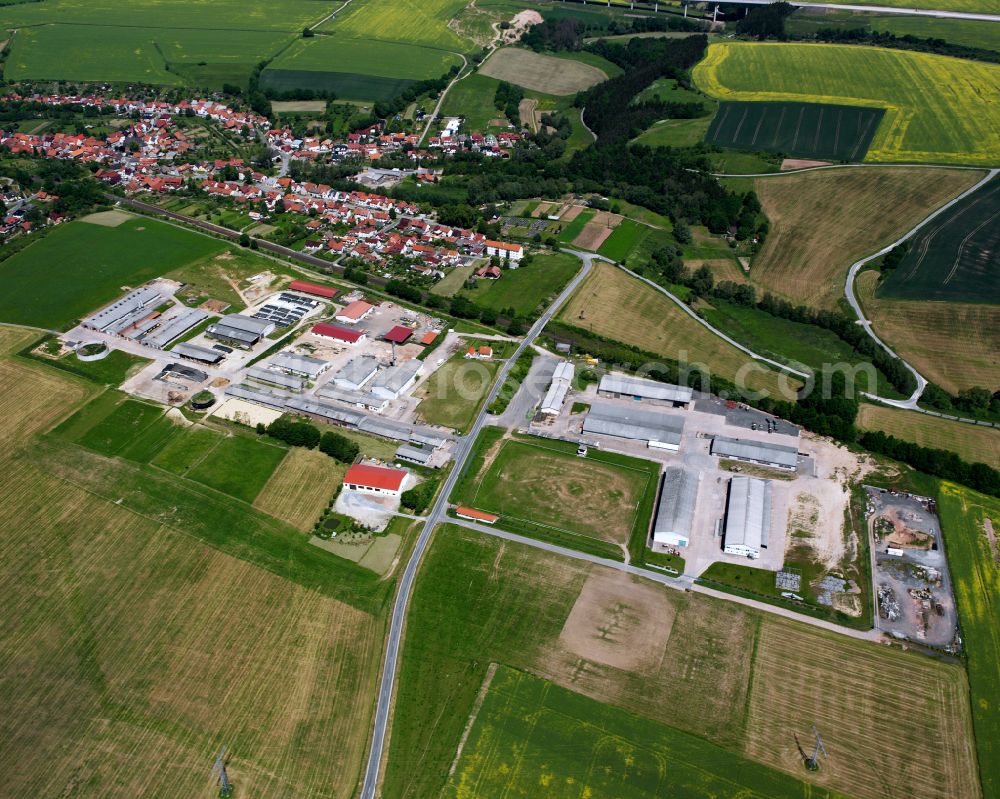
[[723, 477, 772, 559], [81, 286, 161, 335], [711, 436, 798, 471], [172, 342, 224, 364], [598, 374, 693, 408], [343, 463, 408, 497], [206, 314, 274, 348], [269, 351, 330, 379], [288, 279, 338, 299], [317, 384, 388, 412], [246, 366, 304, 392], [333, 355, 379, 391], [395, 444, 433, 466], [652, 467, 700, 549], [311, 322, 366, 345], [371, 360, 422, 400], [383, 325, 414, 344], [583, 402, 685, 450], [335, 300, 375, 324], [455, 506, 499, 524], [138, 308, 209, 349], [484, 240, 523, 262], [227, 383, 294, 410], [419, 331, 439, 346], [541, 360, 575, 416], [156, 363, 208, 384]]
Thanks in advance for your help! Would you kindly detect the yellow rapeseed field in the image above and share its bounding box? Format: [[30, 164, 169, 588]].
[[693, 43, 1000, 165]]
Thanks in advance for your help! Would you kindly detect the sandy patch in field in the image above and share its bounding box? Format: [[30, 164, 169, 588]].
[[532, 201, 554, 218], [589, 210, 623, 228], [499, 9, 543, 44], [572, 221, 614, 251], [780, 158, 832, 170], [80, 209, 133, 227], [209, 397, 282, 427], [558, 570, 674, 672]]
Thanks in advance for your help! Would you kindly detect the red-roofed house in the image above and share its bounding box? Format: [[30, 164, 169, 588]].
[[336, 300, 374, 324], [484, 240, 523, 262], [383, 325, 413, 344], [311, 322, 365, 344], [289, 279, 338, 299], [343, 463, 408, 497], [465, 345, 493, 360]]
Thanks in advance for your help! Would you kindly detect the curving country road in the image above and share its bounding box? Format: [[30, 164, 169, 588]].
[[357, 251, 596, 799], [844, 168, 999, 409]]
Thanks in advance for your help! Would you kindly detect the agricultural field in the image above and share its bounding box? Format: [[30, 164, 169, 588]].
[[385, 522, 979, 799], [480, 47, 609, 95], [878, 174, 1000, 304], [453, 432, 656, 554], [461, 251, 580, 316], [318, 0, 473, 52], [415, 349, 501, 433], [744, 617, 979, 799], [186, 433, 288, 503], [263, 37, 463, 101], [254, 448, 346, 530], [706, 101, 885, 161], [0, 216, 232, 329], [748, 166, 984, 309], [597, 217, 646, 261], [856, 271, 1000, 394], [632, 114, 715, 148], [786, 8, 1000, 51], [938, 482, 1000, 799], [857, 404, 1000, 468], [557, 260, 798, 399], [0, 0, 322, 87], [445, 665, 840, 799], [822, 0, 999, 13], [693, 42, 1000, 165], [440, 72, 505, 131], [0, 328, 389, 798]]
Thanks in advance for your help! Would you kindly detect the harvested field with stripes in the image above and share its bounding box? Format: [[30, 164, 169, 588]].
[[745, 618, 979, 799], [0, 331, 386, 798], [749, 167, 984, 309], [254, 447, 347, 530]]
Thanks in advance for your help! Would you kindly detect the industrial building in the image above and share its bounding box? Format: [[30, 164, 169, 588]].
[[311, 322, 365, 345], [269, 351, 330, 379], [317, 383, 388, 412], [582, 402, 685, 450], [137, 308, 209, 349], [711, 436, 799, 471], [343, 463, 408, 497], [246, 366, 304, 392], [597, 374, 693, 408], [333, 355, 379, 391], [206, 314, 274, 348], [336, 300, 374, 324], [371, 360, 421, 400], [652, 467, 699, 548], [723, 477, 772, 559], [395, 444, 433, 466], [540, 360, 574, 416], [81, 286, 162, 335], [383, 325, 414, 344], [172, 342, 224, 364]]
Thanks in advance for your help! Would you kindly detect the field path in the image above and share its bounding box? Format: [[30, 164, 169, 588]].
[[308, 0, 357, 31]]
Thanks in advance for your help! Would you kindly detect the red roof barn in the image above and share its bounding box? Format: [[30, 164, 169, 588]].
[[311, 322, 365, 344], [343, 463, 408, 496], [290, 279, 339, 299], [383, 325, 413, 344]]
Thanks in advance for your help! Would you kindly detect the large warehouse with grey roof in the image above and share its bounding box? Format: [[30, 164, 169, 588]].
[[652, 466, 700, 548], [583, 402, 685, 450], [711, 436, 799, 471], [723, 477, 772, 559]]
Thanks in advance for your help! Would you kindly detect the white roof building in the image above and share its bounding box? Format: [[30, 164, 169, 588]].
[[333, 355, 379, 391], [371, 360, 422, 400], [652, 467, 700, 549], [598, 374, 693, 407], [270, 351, 330, 379], [723, 477, 772, 559], [582, 402, 685, 450], [540, 360, 574, 416]]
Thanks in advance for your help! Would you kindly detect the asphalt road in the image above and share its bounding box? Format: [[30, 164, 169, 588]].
[[357, 251, 595, 799], [715, 0, 1000, 20], [844, 168, 999, 409]]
